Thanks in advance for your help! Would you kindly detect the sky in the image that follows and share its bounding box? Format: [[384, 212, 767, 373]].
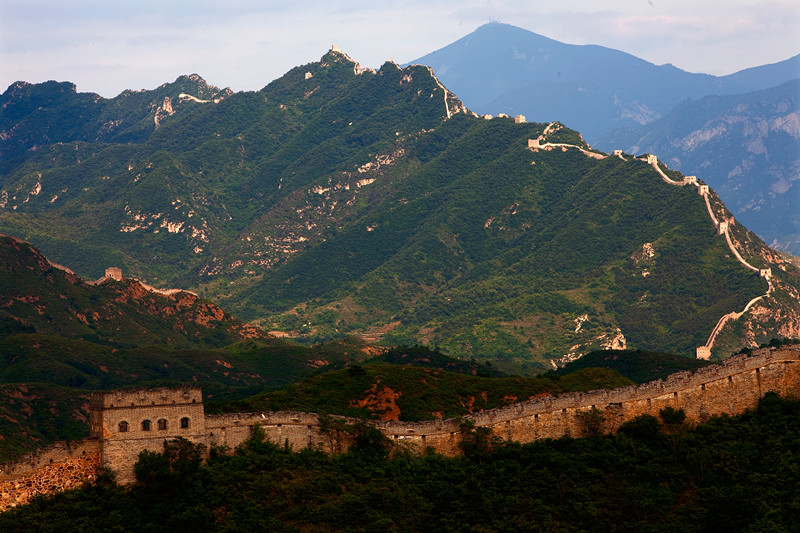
[[1, 0, 799, 98]]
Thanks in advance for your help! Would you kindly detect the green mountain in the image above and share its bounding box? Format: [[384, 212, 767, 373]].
[[0, 234, 269, 348], [0, 235, 376, 460], [556, 349, 712, 384], [597, 80, 800, 255], [2, 48, 799, 372], [0, 75, 232, 170], [408, 22, 800, 257]]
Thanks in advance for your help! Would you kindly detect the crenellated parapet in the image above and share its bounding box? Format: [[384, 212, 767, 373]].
[[0, 440, 101, 512], [2, 345, 798, 511]]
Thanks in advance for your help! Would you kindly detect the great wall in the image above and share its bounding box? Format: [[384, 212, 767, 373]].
[[526, 124, 775, 360], [1, 344, 798, 511], [1, 119, 796, 512]]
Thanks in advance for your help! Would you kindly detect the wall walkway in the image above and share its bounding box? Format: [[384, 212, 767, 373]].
[[527, 125, 774, 358], [1, 345, 797, 511]]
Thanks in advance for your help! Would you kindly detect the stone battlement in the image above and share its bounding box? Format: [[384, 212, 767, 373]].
[[0, 440, 101, 512], [1, 345, 798, 510], [0, 439, 100, 482]]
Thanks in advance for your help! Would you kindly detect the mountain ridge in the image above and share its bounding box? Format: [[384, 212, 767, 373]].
[[597, 80, 800, 254], [407, 21, 800, 256], [1, 47, 799, 371], [408, 22, 800, 141]]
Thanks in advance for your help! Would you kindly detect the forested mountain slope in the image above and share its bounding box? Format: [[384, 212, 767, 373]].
[[409, 22, 800, 255], [2, 48, 799, 372]]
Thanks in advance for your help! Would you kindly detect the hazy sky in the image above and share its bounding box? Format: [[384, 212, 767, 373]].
[[2, 0, 799, 98]]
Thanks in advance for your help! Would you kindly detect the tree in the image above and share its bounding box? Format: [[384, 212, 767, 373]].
[[576, 407, 606, 437]]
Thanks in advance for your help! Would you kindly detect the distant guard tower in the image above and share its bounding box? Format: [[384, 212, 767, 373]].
[[104, 267, 122, 281]]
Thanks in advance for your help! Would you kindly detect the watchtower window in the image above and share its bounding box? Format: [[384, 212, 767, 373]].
[[180, 417, 190, 429], [157, 419, 167, 430], [118, 421, 129, 433], [142, 419, 151, 431]]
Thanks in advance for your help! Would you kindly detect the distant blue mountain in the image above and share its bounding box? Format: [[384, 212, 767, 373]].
[[408, 22, 800, 255], [408, 22, 800, 142]]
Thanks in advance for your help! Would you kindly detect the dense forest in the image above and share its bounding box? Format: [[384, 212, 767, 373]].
[[1, 393, 797, 532]]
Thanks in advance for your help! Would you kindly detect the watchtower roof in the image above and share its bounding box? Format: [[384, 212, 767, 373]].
[[90, 386, 203, 410]]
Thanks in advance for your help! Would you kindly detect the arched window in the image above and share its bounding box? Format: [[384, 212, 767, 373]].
[[157, 419, 167, 430], [118, 421, 128, 433], [142, 419, 151, 431], [180, 417, 190, 429]]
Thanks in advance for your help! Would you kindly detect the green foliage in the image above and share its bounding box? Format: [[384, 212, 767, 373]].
[[659, 406, 687, 427], [459, 421, 502, 457], [619, 414, 662, 441], [576, 406, 606, 437], [214, 358, 632, 421]]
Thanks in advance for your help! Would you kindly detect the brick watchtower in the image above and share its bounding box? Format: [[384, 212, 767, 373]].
[[90, 387, 207, 483]]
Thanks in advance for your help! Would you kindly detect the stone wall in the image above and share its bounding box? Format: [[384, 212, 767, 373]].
[[91, 386, 207, 484], [0, 439, 100, 512], [1, 346, 798, 511], [197, 346, 800, 456]]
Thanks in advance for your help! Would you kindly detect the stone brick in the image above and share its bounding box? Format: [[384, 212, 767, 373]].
[[1, 346, 798, 512]]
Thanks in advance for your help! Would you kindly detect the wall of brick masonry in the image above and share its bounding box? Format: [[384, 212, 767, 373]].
[[0, 440, 100, 512], [1, 346, 798, 511], [91, 387, 207, 484], [203, 346, 800, 455]]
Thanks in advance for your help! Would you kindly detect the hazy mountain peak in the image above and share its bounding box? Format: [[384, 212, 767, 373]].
[[409, 23, 799, 142]]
